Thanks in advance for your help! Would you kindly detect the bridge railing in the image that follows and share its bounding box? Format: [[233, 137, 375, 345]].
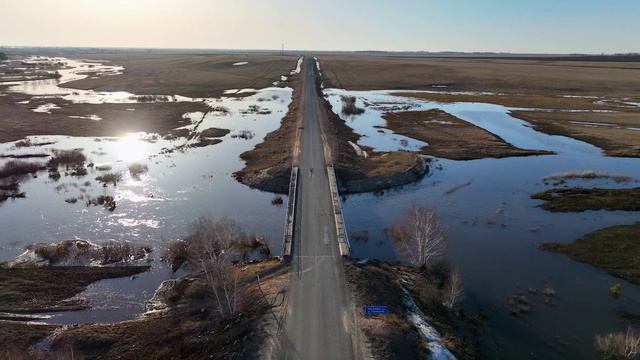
[[281, 166, 299, 260], [326, 165, 351, 257]]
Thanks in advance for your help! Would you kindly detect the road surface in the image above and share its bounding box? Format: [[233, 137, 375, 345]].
[[280, 58, 355, 359]]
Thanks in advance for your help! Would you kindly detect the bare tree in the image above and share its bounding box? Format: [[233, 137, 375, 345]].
[[390, 203, 447, 269], [442, 268, 464, 310], [595, 327, 640, 360], [184, 217, 242, 319]]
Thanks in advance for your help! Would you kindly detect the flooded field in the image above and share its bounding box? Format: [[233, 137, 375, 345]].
[[0, 56, 293, 323], [326, 89, 640, 359]]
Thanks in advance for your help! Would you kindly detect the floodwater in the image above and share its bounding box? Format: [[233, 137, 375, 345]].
[[326, 89, 640, 359], [0, 57, 294, 324]]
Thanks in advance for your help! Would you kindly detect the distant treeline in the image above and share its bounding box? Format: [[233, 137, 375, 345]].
[[0, 52, 7, 61]]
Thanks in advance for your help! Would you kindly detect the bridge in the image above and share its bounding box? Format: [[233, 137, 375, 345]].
[[279, 57, 358, 360]]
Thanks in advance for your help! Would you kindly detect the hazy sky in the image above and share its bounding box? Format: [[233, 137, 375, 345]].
[[1, 0, 639, 53]]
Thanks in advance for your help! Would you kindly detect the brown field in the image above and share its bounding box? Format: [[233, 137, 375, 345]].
[[394, 92, 610, 111], [0, 95, 209, 143], [381, 110, 550, 160], [318, 55, 640, 98], [65, 54, 300, 98], [512, 111, 640, 157], [319, 55, 640, 157]]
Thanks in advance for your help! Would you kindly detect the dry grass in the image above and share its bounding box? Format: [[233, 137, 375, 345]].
[[511, 111, 640, 157], [233, 72, 302, 193], [394, 91, 610, 111], [532, 187, 640, 212], [0, 160, 45, 179], [319, 55, 640, 97], [95, 172, 122, 186], [0, 95, 210, 143], [63, 53, 300, 98], [595, 327, 640, 359], [47, 149, 86, 168], [544, 170, 632, 185], [382, 110, 551, 160], [128, 162, 148, 177]]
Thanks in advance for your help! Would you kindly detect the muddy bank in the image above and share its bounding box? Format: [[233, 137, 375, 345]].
[[0, 240, 151, 313], [532, 187, 640, 212], [0, 94, 210, 143], [0, 266, 148, 313], [344, 259, 479, 359], [233, 75, 302, 193], [318, 83, 427, 193], [541, 222, 640, 285], [382, 110, 551, 160], [3, 259, 288, 359], [511, 110, 640, 158]]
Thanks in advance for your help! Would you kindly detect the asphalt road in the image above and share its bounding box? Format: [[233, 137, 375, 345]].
[[280, 58, 355, 360]]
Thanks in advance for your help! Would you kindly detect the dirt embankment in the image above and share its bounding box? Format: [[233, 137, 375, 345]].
[[317, 85, 426, 193], [233, 76, 302, 194], [344, 259, 479, 359], [382, 110, 551, 160], [0, 94, 210, 143]]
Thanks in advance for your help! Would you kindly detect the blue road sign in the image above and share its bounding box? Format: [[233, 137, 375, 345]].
[[363, 306, 389, 315]]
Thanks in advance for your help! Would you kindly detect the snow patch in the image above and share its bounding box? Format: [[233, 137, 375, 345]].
[[400, 286, 456, 360]]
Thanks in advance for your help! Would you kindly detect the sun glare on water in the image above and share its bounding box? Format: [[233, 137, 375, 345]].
[[116, 133, 149, 163]]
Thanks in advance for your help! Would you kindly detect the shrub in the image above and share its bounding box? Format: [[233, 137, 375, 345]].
[[271, 195, 284, 205], [95, 172, 122, 186], [595, 327, 640, 359], [128, 162, 148, 178], [0, 160, 45, 179], [340, 95, 365, 115], [48, 149, 86, 169]]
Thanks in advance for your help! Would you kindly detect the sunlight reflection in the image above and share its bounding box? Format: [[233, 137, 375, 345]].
[[116, 133, 149, 162]]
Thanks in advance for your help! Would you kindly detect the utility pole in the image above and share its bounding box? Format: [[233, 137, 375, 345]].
[[281, 43, 284, 56]]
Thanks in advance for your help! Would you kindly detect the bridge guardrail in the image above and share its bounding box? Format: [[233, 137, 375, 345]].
[[281, 166, 299, 260]]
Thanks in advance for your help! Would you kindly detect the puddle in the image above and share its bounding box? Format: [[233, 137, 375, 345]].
[[328, 88, 640, 359]]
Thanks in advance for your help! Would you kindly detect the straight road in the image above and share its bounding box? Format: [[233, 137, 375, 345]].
[[280, 58, 355, 360]]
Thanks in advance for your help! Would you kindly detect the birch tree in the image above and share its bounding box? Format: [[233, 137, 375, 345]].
[[391, 203, 447, 269], [442, 268, 464, 310], [185, 217, 241, 319]]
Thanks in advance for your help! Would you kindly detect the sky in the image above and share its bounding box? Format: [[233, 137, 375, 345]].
[[1, 0, 639, 54]]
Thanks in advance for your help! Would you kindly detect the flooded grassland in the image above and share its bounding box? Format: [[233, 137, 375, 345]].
[[322, 84, 640, 359], [0, 54, 300, 325]]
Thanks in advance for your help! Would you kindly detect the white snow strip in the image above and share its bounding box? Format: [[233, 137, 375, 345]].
[[232, 61, 248, 66], [290, 56, 303, 75], [425, 120, 454, 125], [400, 286, 456, 360], [32, 103, 60, 113], [348, 141, 368, 158], [69, 114, 102, 121]]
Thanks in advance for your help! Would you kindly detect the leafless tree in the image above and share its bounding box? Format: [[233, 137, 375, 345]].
[[184, 217, 242, 319], [442, 268, 464, 310], [390, 203, 447, 269], [595, 327, 640, 360]]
